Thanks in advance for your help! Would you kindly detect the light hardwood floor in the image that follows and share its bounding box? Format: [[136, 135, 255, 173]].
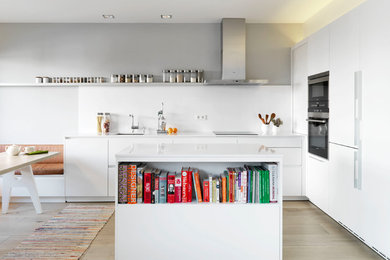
[[0, 201, 383, 260]]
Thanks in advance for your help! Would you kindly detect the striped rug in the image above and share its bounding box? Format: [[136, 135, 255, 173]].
[[1, 204, 115, 260]]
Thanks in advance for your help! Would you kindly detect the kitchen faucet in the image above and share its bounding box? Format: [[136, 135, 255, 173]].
[[129, 114, 139, 132]]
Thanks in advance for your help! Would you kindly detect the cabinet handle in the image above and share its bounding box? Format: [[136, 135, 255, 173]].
[[354, 150, 362, 190], [306, 119, 327, 123]]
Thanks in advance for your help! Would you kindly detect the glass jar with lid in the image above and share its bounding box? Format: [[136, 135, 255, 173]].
[[102, 113, 111, 135], [125, 74, 132, 83], [183, 70, 190, 82], [147, 74, 154, 83], [132, 74, 139, 83], [169, 70, 176, 83], [111, 74, 118, 83], [190, 70, 197, 83], [197, 70, 204, 83], [162, 70, 169, 83], [176, 70, 184, 83], [97, 112, 103, 135], [139, 74, 146, 83]]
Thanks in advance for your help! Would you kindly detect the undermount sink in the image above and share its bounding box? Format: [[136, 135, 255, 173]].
[[115, 132, 144, 135]]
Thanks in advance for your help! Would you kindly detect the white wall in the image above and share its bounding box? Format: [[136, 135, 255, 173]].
[[0, 23, 300, 143], [0, 87, 78, 144], [78, 85, 292, 134]]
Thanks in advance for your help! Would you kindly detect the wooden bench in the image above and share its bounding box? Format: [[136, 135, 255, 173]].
[[0, 145, 63, 175]]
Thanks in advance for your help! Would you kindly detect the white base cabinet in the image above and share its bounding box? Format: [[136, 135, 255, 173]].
[[328, 144, 361, 236], [307, 155, 329, 214], [65, 138, 108, 198]]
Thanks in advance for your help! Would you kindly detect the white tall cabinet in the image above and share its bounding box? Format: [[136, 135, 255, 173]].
[[329, 8, 360, 147], [300, 0, 390, 258], [292, 41, 308, 135], [307, 27, 329, 76], [359, 0, 390, 257]]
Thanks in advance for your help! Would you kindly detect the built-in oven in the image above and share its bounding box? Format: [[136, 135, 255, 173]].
[[307, 112, 329, 159], [308, 71, 329, 113], [308, 71, 329, 159]]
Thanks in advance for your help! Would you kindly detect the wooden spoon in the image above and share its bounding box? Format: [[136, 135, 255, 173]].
[[258, 114, 266, 124], [265, 114, 269, 125], [269, 113, 276, 124]]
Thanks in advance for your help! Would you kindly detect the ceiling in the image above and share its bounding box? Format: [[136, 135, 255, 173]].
[[0, 0, 335, 23]]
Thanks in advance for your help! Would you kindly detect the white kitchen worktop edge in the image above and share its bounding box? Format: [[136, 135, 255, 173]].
[[65, 132, 304, 139]]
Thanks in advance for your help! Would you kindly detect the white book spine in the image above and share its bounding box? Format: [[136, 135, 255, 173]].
[[216, 179, 220, 203], [242, 170, 247, 203], [209, 176, 213, 204], [270, 164, 278, 203]]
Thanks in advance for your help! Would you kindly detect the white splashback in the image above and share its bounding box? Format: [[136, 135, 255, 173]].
[[78, 85, 291, 134]]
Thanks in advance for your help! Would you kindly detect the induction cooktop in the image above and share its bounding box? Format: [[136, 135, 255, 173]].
[[213, 131, 258, 136]]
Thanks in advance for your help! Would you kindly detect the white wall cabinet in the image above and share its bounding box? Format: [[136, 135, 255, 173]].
[[65, 138, 108, 198], [307, 155, 329, 213], [329, 9, 359, 147], [307, 27, 330, 76], [292, 41, 308, 135]]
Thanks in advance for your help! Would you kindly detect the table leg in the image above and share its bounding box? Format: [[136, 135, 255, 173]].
[[1, 172, 14, 214], [19, 166, 42, 214]]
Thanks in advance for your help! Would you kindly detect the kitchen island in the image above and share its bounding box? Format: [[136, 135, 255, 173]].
[[115, 143, 283, 260], [64, 132, 304, 201]]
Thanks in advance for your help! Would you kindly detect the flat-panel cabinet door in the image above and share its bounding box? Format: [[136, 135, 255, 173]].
[[307, 155, 329, 213], [292, 42, 308, 135], [329, 9, 359, 147], [359, 0, 390, 256], [65, 138, 108, 197], [328, 143, 361, 234], [307, 27, 330, 76]]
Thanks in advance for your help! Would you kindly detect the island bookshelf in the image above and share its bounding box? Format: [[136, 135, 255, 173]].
[[115, 143, 283, 260]]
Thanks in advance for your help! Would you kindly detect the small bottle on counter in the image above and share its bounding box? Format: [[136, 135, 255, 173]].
[[169, 70, 176, 83], [162, 70, 169, 83], [176, 70, 184, 83], [147, 74, 154, 83], [190, 70, 197, 83], [97, 112, 103, 135], [102, 113, 111, 135], [35, 77, 43, 84]]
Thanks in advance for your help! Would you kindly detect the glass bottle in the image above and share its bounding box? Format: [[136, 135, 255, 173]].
[[102, 113, 111, 135]]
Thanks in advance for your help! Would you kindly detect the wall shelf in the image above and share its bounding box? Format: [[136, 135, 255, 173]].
[[0, 82, 205, 87]]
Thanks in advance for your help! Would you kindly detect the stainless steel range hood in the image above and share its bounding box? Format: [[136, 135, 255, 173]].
[[205, 18, 268, 86]]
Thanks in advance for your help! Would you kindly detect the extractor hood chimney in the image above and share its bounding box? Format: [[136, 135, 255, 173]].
[[205, 18, 268, 85]]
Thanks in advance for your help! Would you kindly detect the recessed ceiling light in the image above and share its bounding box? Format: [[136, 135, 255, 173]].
[[102, 15, 115, 19], [161, 15, 172, 19]]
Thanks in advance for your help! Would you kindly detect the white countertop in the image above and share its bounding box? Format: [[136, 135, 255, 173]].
[[66, 131, 304, 139], [115, 143, 284, 162]]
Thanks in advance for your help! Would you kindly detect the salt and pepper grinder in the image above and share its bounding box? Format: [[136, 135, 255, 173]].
[[157, 102, 167, 134]]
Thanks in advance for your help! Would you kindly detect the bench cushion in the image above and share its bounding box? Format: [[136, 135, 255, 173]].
[[15, 163, 64, 175]]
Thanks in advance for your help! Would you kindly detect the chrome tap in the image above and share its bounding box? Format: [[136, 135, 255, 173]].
[[129, 114, 139, 132]]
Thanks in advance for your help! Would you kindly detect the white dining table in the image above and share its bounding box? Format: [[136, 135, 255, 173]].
[[0, 152, 59, 214]]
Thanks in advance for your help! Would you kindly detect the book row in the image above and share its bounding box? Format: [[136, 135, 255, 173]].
[[118, 163, 279, 204]]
